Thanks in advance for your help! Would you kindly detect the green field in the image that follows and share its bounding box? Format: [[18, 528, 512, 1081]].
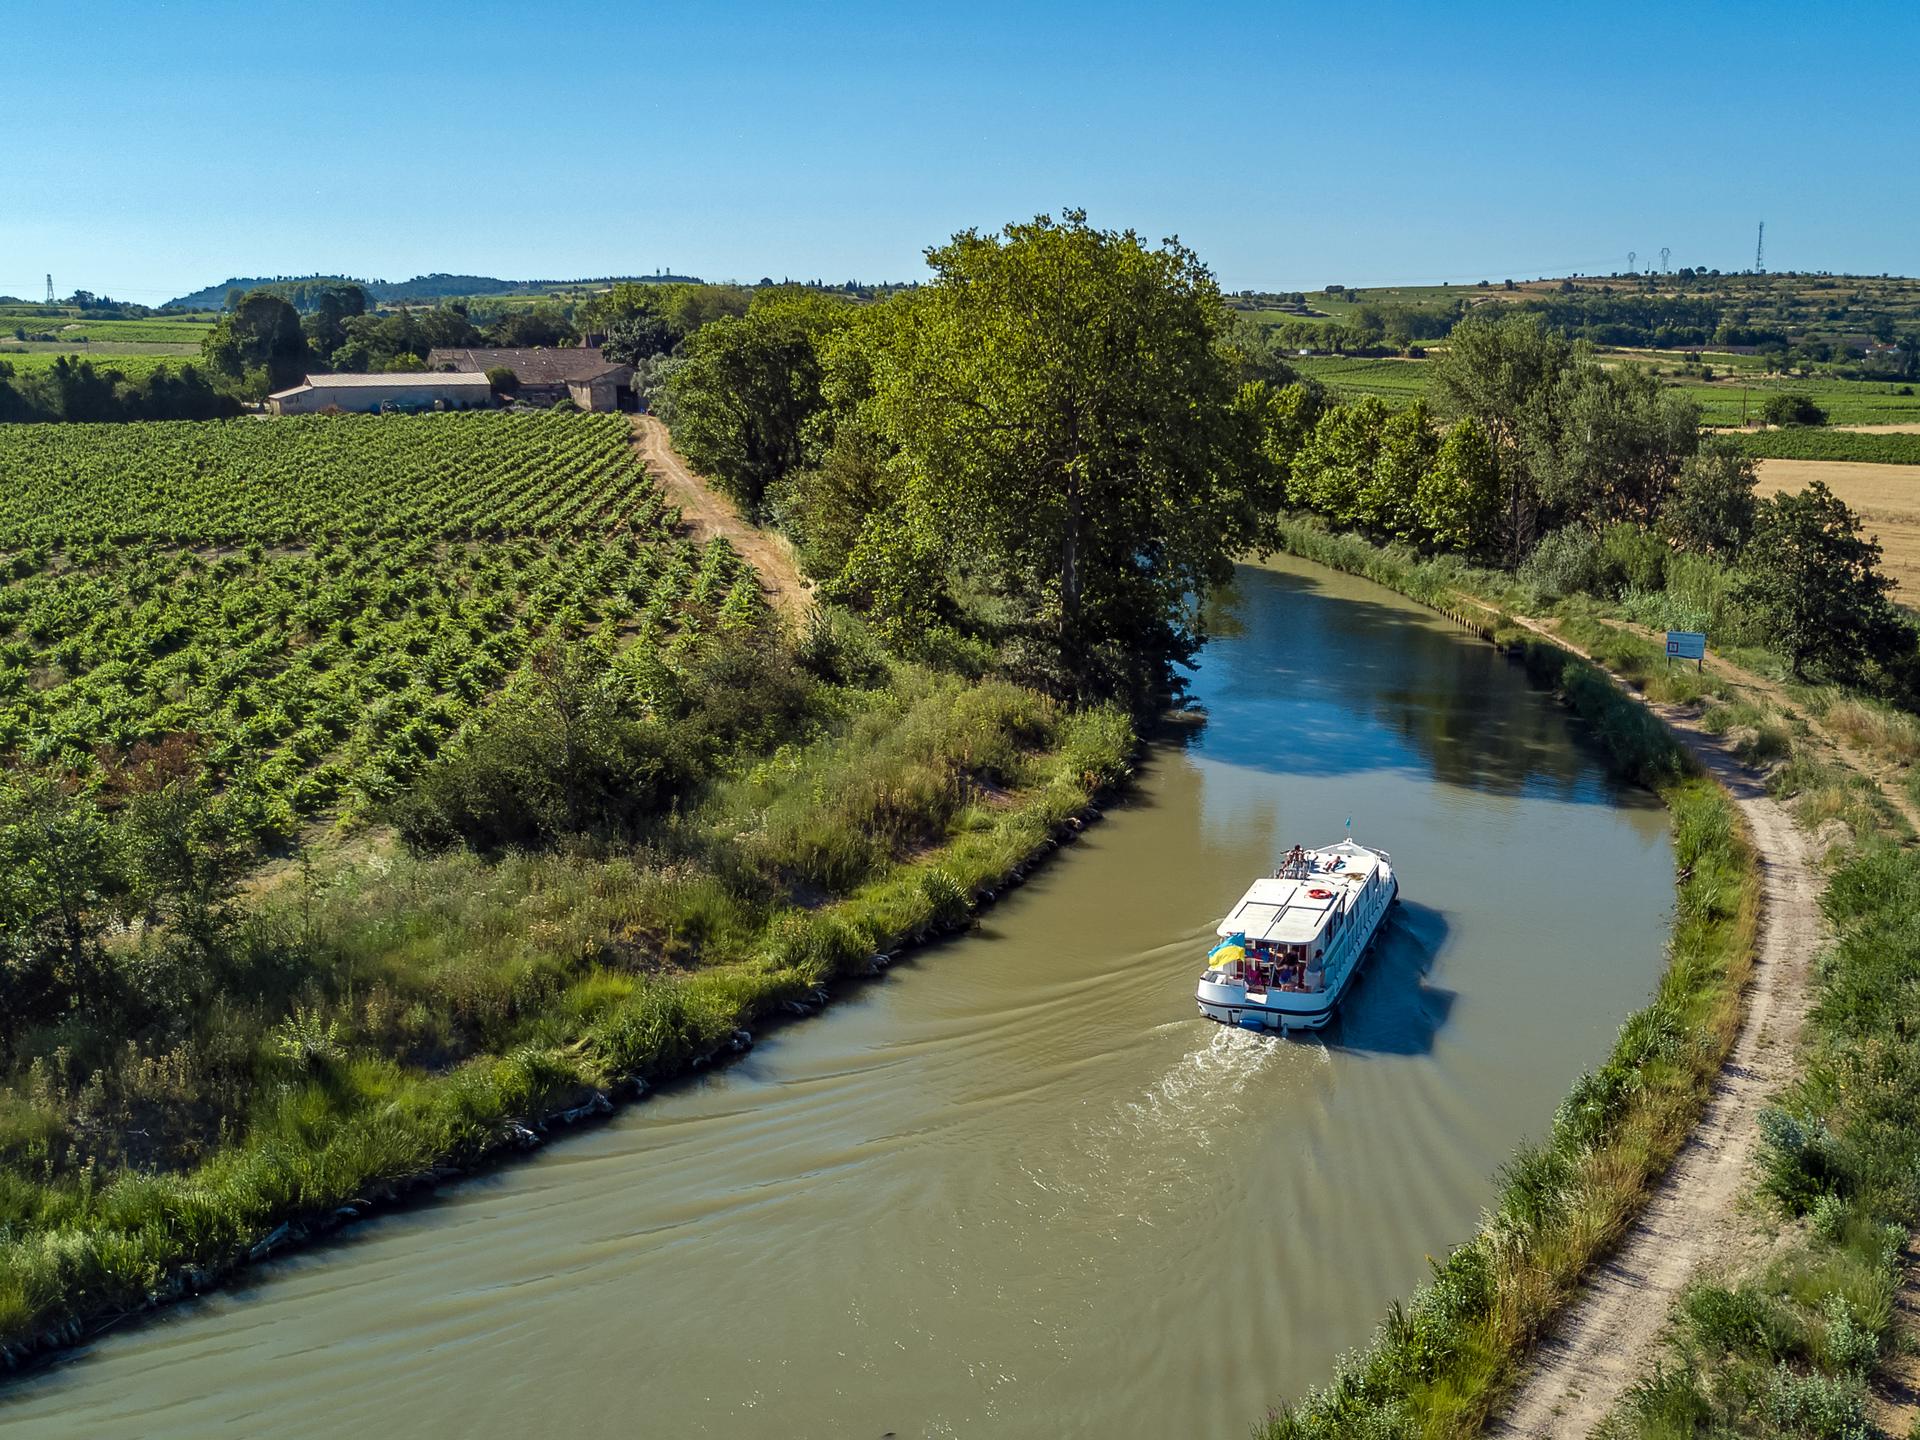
[[0, 350, 205, 382], [1290, 351, 1920, 429], [1724, 428, 1920, 464], [1663, 375, 1920, 426], [0, 318, 213, 344], [1289, 354, 1436, 401], [0, 412, 753, 833]]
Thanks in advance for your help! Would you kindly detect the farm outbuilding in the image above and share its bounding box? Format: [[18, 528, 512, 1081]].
[[268, 372, 496, 415], [425, 346, 635, 411]]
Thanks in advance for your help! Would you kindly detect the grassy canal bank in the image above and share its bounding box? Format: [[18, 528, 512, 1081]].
[[0, 652, 1136, 1369], [1256, 520, 1764, 1438]]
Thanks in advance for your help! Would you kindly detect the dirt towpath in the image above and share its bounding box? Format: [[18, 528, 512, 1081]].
[[1487, 614, 1821, 1438], [1583, 611, 1920, 836], [629, 414, 813, 619]]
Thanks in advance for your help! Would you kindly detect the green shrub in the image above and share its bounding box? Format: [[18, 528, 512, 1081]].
[[794, 606, 888, 688], [1758, 1107, 1844, 1214], [919, 868, 970, 929], [1811, 1191, 1847, 1244], [1682, 1283, 1803, 1362], [1817, 1293, 1878, 1375], [1518, 525, 1605, 602], [1761, 1363, 1868, 1439], [390, 679, 693, 851], [761, 910, 870, 982], [1621, 1361, 1715, 1435], [1761, 392, 1829, 428], [1598, 523, 1668, 596]]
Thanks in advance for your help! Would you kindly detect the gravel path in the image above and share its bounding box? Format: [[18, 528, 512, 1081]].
[[1488, 620, 1820, 1438]]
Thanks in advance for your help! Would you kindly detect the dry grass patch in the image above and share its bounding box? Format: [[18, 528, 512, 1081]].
[[1818, 697, 1920, 767], [1759, 458, 1920, 601]]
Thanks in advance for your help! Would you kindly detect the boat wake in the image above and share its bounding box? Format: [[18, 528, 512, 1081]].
[[1017, 1024, 1332, 1229]]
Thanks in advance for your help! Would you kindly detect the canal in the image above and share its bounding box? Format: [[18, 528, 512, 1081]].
[[2, 555, 1674, 1438]]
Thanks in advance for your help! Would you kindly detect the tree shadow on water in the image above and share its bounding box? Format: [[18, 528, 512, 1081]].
[[1323, 899, 1455, 1056], [1192, 561, 1648, 806]]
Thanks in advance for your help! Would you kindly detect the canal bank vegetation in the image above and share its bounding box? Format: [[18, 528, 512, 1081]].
[[1246, 312, 1919, 691], [1239, 301, 1920, 1437], [1253, 522, 1761, 1438], [0, 628, 1136, 1359], [1603, 833, 1920, 1440]]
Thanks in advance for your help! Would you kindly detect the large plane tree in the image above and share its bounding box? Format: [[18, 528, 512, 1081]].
[[849, 211, 1246, 704]]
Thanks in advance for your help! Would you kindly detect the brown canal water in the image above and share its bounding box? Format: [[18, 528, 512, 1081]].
[[2, 556, 1674, 1439]]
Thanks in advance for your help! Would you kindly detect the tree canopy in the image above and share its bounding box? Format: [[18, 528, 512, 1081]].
[[1427, 312, 1579, 562], [838, 211, 1246, 702], [1735, 481, 1905, 679], [1661, 441, 1758, 559], [202, 291, 308, 392], [663, 289, 856, 515]]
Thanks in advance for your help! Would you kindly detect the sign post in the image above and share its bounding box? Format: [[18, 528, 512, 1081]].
[[1665, 630, 1706, 673]]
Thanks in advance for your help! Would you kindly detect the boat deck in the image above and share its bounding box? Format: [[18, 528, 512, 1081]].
[[1215, 844, 1384, 945]]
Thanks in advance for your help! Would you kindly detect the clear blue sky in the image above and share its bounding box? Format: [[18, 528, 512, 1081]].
[[2, 0, 1914, 302]]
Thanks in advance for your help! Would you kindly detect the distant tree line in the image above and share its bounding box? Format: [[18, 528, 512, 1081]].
[[165, 271, 714, 311], [0, 355, 238, 424], [1246, 285, 1920, 373], [0, 291, 165, 319]]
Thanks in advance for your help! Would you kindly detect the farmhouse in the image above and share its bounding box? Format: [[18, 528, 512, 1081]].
[[268, 372, 496, 415], [426, 346, 635, 412]]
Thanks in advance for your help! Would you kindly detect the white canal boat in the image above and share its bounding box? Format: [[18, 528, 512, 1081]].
[[1196, 838, 1397, 1031]]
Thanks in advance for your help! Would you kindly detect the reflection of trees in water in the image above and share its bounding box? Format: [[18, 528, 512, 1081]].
[[1195, 563, 1639, 805]]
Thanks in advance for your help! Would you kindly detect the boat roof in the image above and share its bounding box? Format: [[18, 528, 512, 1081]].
[[1216, 841, 1386, 942]]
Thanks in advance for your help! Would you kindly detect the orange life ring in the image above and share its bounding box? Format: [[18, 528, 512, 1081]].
[[1307, 887, 1333, 900]]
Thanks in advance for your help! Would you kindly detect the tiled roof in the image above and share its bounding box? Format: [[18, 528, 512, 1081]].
[[426, 347, 632, 384]]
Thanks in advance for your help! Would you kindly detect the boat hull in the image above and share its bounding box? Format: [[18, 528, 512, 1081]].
[[1196, 986, 1338, 1030]]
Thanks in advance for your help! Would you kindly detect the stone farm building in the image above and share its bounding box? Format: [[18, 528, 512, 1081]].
[[267, 372, 497, 415], [426, 347, 635, 412]]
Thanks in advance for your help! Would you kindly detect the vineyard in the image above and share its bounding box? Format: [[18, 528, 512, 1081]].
[[0, 411, 763, 838], [1724, 426, 1920, 464], [1288, 354, 1434, 402]]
